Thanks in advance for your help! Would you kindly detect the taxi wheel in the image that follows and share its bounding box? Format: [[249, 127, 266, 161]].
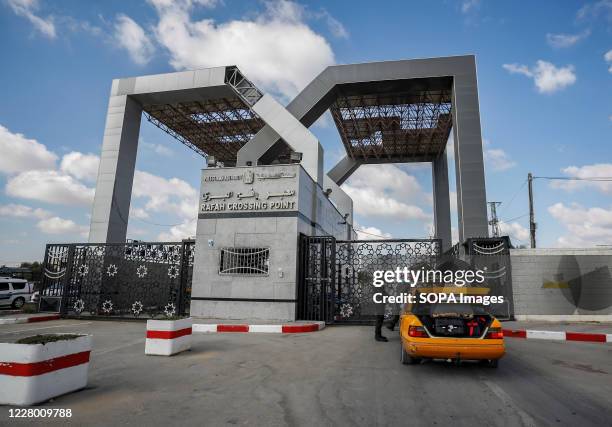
[[400, 344, 420, 365], [487, 359, 499, 369]]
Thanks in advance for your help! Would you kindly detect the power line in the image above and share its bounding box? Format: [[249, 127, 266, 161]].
[[501, 178, 527, 213], [354, 227, 392, 239], [534, 176, 612, 181], [134, 217, 197, 227], [499, 212, 529, 224]]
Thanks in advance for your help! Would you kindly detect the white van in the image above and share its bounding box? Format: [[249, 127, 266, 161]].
[[0, 277, 34, 309]]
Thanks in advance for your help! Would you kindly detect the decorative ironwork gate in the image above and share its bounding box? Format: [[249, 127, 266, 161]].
[[298, 235, 442, 324], [40, 240, 194, 318], [335, 239, 442, 324], [462, 237, 513, 320]]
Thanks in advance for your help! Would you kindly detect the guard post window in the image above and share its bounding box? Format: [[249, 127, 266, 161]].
[[219, 248, 270, 276]]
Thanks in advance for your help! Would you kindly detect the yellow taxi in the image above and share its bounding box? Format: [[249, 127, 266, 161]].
[[399, 287, 505, 367]]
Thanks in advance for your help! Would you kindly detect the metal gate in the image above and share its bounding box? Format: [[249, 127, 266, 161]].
[[40, 240, 194, 318], [449, 237, 514, 320], [297, 236, 335, 323], [298, 235, 442, 324]]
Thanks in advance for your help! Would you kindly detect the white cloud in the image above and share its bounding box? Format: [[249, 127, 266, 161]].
[[503, 60, 576, 94], [353, 223, 392, 240], [499, 221, 529, 243], [545, 30, 590, 48], [461, 0, 480, 13], [317, 9, 348, 39], [484, 143, 516, 172], [342, 164, 430, 222], [0, 123, 201, 242], [548, 202, 612, 247], [7, 0, 56, 39], [142, 141, 174, 157], [343, 187, 430, 222], [130, 207, 150, 220], [149, 0, 335, 100], [605, 49, 612, 73], [577, 0, 612, 24], [550, 163, 612, 194], [0, 203, 51, 219], [133, 171, 198, 220], [344, 164, 422, 195], [36, 216, 88, 237], [157, 220, 197, 241], [114, 14, 156, 65], [6, 170, 95, 206], [0, 125, 57, 174], [449, 191, 457, 214], [60, 152, 100, 181]]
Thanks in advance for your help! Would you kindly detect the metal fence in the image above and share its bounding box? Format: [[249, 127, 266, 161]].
[[298, 235, 442, 324], [40, 240, 194, 318]]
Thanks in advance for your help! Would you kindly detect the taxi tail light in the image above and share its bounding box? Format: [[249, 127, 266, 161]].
[[408, 326, 428, 338], [486, 328, 503, 339]]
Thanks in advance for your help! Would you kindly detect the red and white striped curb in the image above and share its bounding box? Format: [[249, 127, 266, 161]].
[[503, 329, 612, 343], [193, 321, 325, 334], [0, 314, 60, 325]]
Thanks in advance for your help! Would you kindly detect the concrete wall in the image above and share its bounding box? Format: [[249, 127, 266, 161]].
[[511, 248, 612, 321], [190, 164, 351, 321]]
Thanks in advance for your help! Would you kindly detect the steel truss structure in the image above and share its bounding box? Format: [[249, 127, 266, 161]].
[[144, 99, 264, 165], [143, 66, 265, 166], [330, 89, 452, 162]]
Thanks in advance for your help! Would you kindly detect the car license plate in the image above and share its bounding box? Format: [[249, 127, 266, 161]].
[[434, 318, 465, 336]]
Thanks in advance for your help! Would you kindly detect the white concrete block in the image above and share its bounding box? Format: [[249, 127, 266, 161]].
[[145, 318, 192, 356], [0, 335, 92, 406], [526, 330, 566, 341]]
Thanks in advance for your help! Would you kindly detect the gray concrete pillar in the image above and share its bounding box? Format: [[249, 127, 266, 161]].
[[89, 93, 142, 243], [250, 94, 324, 183], [452, 63, 489, 242], [328, 156, 361, 186], [432, 151, 452, 252]]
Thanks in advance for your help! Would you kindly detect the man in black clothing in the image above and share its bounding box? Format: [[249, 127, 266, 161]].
[[374, 314, 388, 342]]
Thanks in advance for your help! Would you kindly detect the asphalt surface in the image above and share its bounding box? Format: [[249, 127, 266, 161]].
[[0, 320, 611, 427]]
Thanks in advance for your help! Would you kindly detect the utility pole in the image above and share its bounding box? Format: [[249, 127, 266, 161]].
[[488, 201, 502, 237], [528, 173, 536, 248]]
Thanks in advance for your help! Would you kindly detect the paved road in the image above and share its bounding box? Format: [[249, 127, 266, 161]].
[[0, 320, 611, 426]]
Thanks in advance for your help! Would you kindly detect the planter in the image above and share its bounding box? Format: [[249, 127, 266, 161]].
[[0, 334, 92, 406], [145, 318, 192, 356]]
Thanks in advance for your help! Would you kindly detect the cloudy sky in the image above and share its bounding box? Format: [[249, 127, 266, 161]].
[[0, 0, 611, 264]]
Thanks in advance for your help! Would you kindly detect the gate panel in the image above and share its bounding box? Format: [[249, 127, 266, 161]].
[[40, 241, 195, 318], [40, 244, 73, 313], [335, 239, 441, 323], [298, 237, 441, 324], [297, 235, 336, 323]]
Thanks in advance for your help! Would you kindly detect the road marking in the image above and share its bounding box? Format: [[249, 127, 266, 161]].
[[0, 322, 93, 335], [93, 338, 145, 356], [482, 380, 537, 427]]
